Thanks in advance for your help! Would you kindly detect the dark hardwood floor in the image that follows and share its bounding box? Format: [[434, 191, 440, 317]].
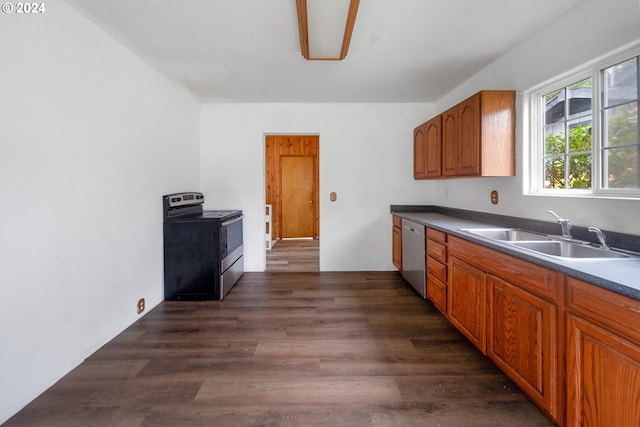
[[4, 272, 554, 426], [266, 239, 319, 272]]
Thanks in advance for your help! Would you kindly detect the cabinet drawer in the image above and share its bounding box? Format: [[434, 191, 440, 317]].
[[427, 274, 447, 314], [427, 255, 446, 283], [426, 227, 447, 243], [448, 236, 558, 301], [427, 239, 447, 263], [393, 215, 402, 227], [567, 277, 640, 345]]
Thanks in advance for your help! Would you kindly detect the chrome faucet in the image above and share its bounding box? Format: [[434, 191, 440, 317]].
[[588, 227, 610, 250], [546, 210, 573, 240]]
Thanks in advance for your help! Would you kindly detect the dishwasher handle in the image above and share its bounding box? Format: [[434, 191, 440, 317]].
[[403, 223, 423, 234]]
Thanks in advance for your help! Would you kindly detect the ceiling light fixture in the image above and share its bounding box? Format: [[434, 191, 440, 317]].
[[296, 0, 360, 60]]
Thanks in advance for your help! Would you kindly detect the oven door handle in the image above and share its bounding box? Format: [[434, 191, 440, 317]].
[[221, 216, 243, 227]]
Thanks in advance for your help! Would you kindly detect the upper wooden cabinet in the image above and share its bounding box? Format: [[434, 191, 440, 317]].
[[415, 90, 515, 179], [414, 116, 442, 179], [413, 124, 426, 179], [425, 116, 443, 178], [442, 106, 458, 177]]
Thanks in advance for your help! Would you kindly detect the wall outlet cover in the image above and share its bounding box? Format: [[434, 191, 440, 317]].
[[491, 190, 499, 205]]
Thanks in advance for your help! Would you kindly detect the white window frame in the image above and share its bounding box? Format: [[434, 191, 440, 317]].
[[526, 42, 640, 199]]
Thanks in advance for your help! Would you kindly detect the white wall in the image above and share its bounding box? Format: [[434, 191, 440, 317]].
[[432, 0, 640, 235], [0, 3, 200, 423], [200, 103, 435, 271]]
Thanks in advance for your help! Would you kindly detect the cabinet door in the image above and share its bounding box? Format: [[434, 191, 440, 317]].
[[457, 93, 481, 176], [424, 115, 442, 178], [487, 275, 558, 419], [566, 314, 640, 427], [448, 255, 486, 353], [392, 225, 402, 271], [442, 105, 458, 176], [392, 216, 402, 271], [426, 255, 447, 314], [413, 123, 427, 179]]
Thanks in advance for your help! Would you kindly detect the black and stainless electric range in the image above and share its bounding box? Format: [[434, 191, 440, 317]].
[[162, 192, 243, 300]]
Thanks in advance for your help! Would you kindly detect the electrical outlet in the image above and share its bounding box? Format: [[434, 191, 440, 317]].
[[491, 190, 499, 205], [137, 298, 145, 314]]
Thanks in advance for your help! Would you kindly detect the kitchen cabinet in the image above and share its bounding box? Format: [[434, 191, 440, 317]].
[[447, 235, 560, 421], [426, 228, 447, 314], [414, 116, 442, 179], [453, 93, 481, 175], [390, 216, 640, 426], [416, 90, 515, 179], [413, 123, 426, 179], [424, 116, 442, 178], [487, 274, 558, 420], [565, 277, 640, 427], [448, 253, 486, 352], [392, 215, 402, 271], [442, 105, 458, 176]]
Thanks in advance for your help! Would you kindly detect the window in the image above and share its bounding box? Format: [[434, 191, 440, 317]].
[[602, 57, 639, 189], [542, 78, 593, 190], [529, 46, 640, 197]]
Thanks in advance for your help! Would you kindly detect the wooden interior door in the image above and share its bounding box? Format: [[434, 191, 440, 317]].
[[281, 156, 315, 238]]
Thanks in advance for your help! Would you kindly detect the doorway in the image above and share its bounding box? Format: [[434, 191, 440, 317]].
[[265, 135, 319, 271]]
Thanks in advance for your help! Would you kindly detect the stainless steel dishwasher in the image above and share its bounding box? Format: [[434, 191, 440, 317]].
[[401, 218, 426, 298]]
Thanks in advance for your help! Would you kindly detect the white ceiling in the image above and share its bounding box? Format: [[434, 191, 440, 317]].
[[63, 0, 582, 103]]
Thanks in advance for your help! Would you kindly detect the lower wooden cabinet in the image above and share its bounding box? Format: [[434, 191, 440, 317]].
[[448, 254, 486, 353], [566, 277, 640, 427], [487, 274, 558, 418], [447, 235, 560, 422], [391, 226, 639, 426], [392, 215, 402, 271], [426, 256, 447, 314], [426, 227, 447, 314]]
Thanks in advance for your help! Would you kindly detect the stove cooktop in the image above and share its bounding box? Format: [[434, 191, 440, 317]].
[[200, 210, 242, 220], [164, 209, 242, 222]]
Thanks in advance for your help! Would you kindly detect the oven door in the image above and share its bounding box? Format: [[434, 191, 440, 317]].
[[220, 215, 243, 261]]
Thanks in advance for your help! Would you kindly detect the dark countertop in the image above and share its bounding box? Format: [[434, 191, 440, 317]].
[[391, 206, 640, 301]]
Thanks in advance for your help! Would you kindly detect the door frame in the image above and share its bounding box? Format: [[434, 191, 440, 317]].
[[265, 134, 320, 241]]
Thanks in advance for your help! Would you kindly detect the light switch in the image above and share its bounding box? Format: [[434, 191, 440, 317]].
[[330, 192, 337, 202]]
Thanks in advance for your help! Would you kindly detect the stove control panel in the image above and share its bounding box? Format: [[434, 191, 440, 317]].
[[165, 192, 204, 208]]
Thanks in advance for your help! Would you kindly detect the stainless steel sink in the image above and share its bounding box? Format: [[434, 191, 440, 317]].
[[460, 227, 637, 260], [510, 241, 633, 259], [460, 228, 552, 241]]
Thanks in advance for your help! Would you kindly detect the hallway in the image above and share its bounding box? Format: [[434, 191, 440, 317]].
[[266, 239, 319, 272]]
